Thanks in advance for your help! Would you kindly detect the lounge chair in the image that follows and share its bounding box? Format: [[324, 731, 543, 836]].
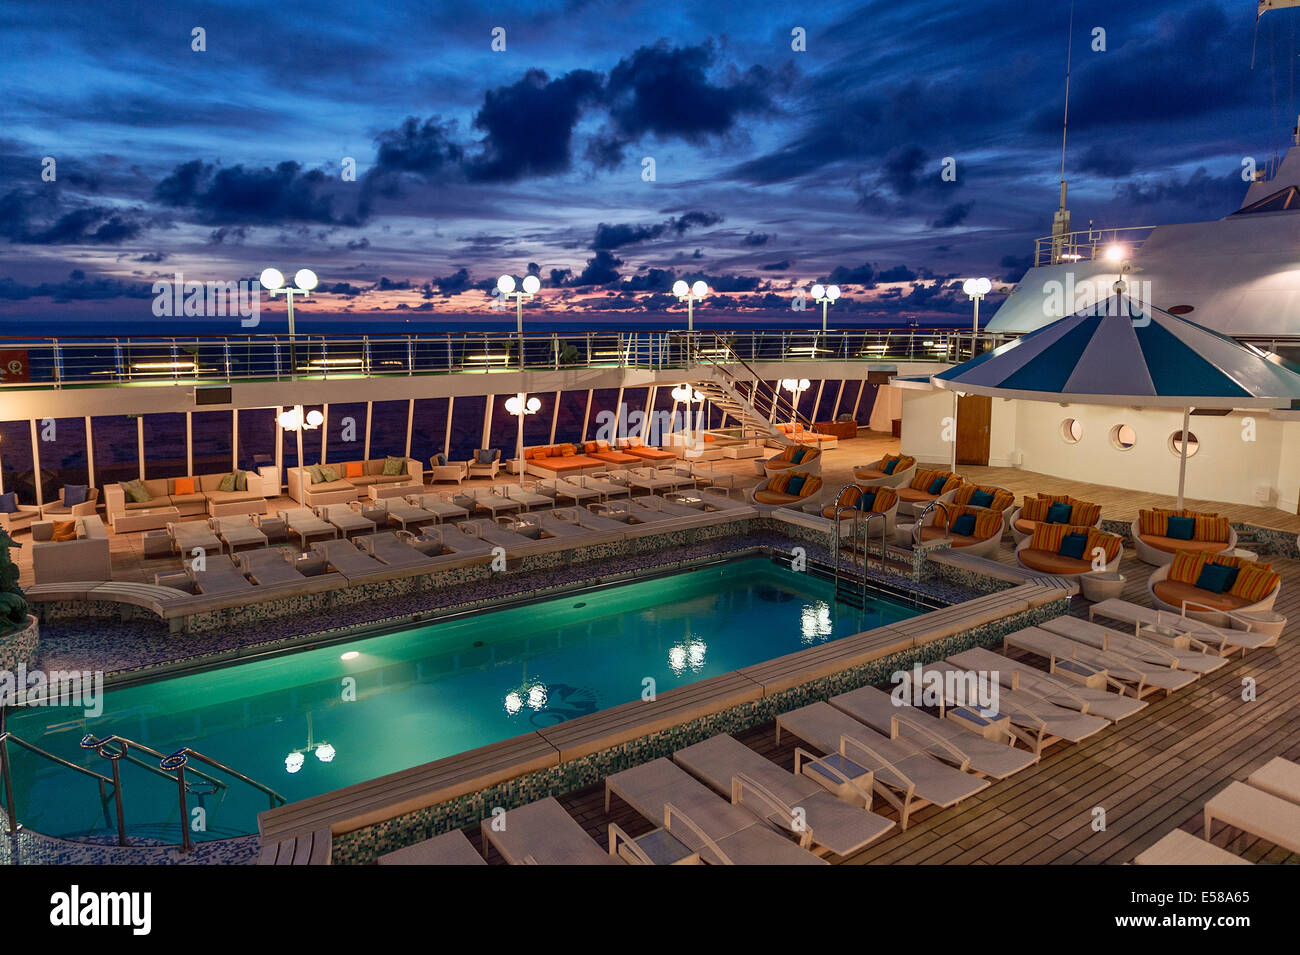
[[498, 484, 554, 511], [169, 520, 223, 556], [457, 518, 538, 554], [278, 507, 339, 548], [679, 462, 739, 492], [380, 829, 486, 866], [763, 445, 822, 476], [185, 554, 253, 594], [311, 538, 387, 576], [571, 474, 630, 501], [209, 514, 268, 552], [894, 468, 961, 517], [897, 662, 1109, 754], [236, 547, 309, 585], [1134, 829, 1251, 866], [1246, 757, 1300, 806], [828, 685, 1039, 779], [404, 492, 470, 524], [314, 503, 374, 538], [948, 646, 1147, 723], [673, 734, 895, 857], [1131, 508, 1236, 565], [1145, 554, 1281, 629], [481, 796, 621, 865], [853, 453, 916, 489], [356, 530, 439, 569], [1203, 781, 1300, 854], [1004, 625, 1197, 698], [616, 440, 679, 467], [1014, 524, 1123, 578], [634, 466, 694, 491], [912, 504, 1004, 558], [820, 485, 899, 534], [454, 488, 522, 519], [1040, 615, 1228, 675], [1009, 494, 1102, 545], [748, 470, 829, 510], [416, 524, 496, 557], [592, 499, 673, 524], [511, 513, 588, 540], [775, 702, 991, 827], [378, 498, 438, 532], [1087, 597, 1275, 656], [604, 758, 827, 864], [605, 468, 671, 494]]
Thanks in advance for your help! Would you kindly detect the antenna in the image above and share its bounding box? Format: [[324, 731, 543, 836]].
[[1051, 0, 1075, 265]]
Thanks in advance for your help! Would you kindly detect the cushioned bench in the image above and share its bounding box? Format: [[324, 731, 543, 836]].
[[1131, 508, 1235, 565]]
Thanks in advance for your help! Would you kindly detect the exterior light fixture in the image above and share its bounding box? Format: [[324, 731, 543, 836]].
[[810, 283, 841, 332], [261, 267, 317, 380], [505, 393, 542, 485], [496, 274, 541, 368]]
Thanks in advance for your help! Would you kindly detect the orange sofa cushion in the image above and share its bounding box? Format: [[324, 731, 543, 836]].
[[1019, 548, 1092, 575], [345, 460, 364, 477], [1153, 580, 1251, 613], [173, 476, 196, 495], [51, 520, 78, 542]]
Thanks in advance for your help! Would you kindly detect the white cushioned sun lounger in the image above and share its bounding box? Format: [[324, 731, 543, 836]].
[[454, 489, 522, 518], [210, 515, 268, 551], [949, 646, 1148, 723], [380, 499, 438, 531], [775, 702, 990, 828], [311, 538, 387, 576], [572, 474, 629, 500], [672, 733, 894, 857], [499, 485, 553, 510], [379, 829, 487, 866], [513, 513, 588, 539], [908, 661, 1110, 753], [170, 521, 224, 555], [1088, 597, 1276, 655], [1134, 828, 1251, 865], [457, 519, 538, 554], [594, 499, 674, 524], [605, 758, 826, 864], [278, 508, 339, 547], [538, 507, 626, 539], [357, 530, 440, 568], [828, 685, 1039, 779], [1246, 756, 1300, 806], [186, 556, 253, 594], [1004, 626, 1197, 697], [236, 547, 308, 585], [482, 796, 621, 865], [314, 503, 373, 538], [1204, 781, 1300, 854], [417, 524, 495, 556], [1042, 615, 1229, 675], [634, 466, 694, 491], [404, 493, 470, 524]]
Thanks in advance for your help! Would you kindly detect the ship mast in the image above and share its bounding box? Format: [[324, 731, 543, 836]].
[[1050, 0, 1075, 266]]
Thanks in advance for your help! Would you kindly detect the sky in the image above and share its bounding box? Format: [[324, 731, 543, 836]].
[[0, 0, 1291, 330]]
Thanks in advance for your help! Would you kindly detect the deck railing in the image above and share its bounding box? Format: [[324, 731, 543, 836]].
[[1033, 225, 1157, 267], [0, 328, 1016, 390]]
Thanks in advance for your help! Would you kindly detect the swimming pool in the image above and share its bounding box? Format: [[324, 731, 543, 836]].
[[5, 556, 928, 842]]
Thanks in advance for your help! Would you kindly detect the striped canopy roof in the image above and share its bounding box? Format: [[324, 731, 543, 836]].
[[933, 295, 1300, 409]]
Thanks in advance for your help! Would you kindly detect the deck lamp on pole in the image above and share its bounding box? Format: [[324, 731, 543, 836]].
[[810, 283, 841, 332], [497, 274, 541, 369], [962, 277, 991, 348], [260, 267, 317, 380], [672, 279, 708, 333], [780, 378, 810, 423], [671, 383, 705, 449], [278, 404, 323, 480], [505, 393, 541, 485]]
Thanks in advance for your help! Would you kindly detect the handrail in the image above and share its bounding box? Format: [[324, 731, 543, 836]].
[[912, 501, 952, 548], [162, 747, 286, 807], [698, 332, 812, 430], [82, 733, 227, 792]]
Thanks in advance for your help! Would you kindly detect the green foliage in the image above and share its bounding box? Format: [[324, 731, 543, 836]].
[[0, 528, 27, 630]]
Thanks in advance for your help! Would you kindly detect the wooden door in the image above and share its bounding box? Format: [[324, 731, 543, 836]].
[[956, 394, 991, 467]]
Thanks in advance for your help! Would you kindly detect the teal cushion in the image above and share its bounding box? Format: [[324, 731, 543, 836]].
[[790, 447, 807, 464], [1058, 532, 1088, 560], [1046, 502, 1073, 524], [1166, 515, 1195, 540], [926, 476, 947, 494], [1195, 562, 1237, 594], [881, 458, 899, 475], [786, 475, 807, 495], [856, 491, 877, 511], [951, 513, 976, 536], [969, 489, 994, 508]]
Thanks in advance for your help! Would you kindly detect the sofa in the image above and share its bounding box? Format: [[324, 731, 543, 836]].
[[764, 445, 822, 475], [853, 453, 916, 488], [952, 484, 1016, 535], [1015, 522, 1123, 578], [1147, 551, 1281, 627], [1131, 508, 1236, 565], [522, 443, 608, 478], [819, 485, 899, 533], [1009, 494, 1102, 545], [772, 422, 838, 449], [105, 471, 264, 530], [31, 515, 111, 584], [895, 468, 962, 517], [748, 470, 827, 509], [286, 457, 422, 506], [909, 504, 1004, 557]]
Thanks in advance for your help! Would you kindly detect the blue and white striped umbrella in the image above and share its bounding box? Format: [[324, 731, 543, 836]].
[[933, 295, 1300, 410]]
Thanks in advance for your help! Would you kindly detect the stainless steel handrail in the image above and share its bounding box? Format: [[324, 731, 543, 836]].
[[912, 502, 952, 548], [162, 747, 287, 853]]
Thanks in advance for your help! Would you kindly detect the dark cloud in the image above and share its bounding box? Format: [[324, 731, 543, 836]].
[[877, 265, 917, 283], [760, 260, 790, 271], [346, 237, 370, 250], [134, 251, 167, 263], [1075, 144, 1136, 179], [591, 210, 722, 250], [372, 116, 464, 178], [823, 262, 876, 287], [426, 267, 472, 296], [155, 160, 351, 225], [740, 231, 770, 246], [0, 270, 153, 301], [208, 226, 247, 245], [324, 282, 365, 297], [568, 250, 622, 286], [930, 201, 973, 228], [466, 69, 603, 182], [0, 188, 145, 245], [1115, 167, 1243, 212]]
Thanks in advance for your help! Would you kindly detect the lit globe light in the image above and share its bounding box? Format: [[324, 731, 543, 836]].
[[315, 743, 336, 764], [1103, 243, 1128, 262], [668, 645, 687, 673], [826, 284, 841, 301], [294, 268, 318, 291], [521, 274, 541, 295], [277, 408, 302, 430], [691, 280, 708, 298], [497, 274, 516, 295], [260, 267, 285, 291], [811, 283, 826, 300], [285, 752, 305, 774], [526, 396, 541, 413], [305, 409, 324, 428], [527, 684, 548, 710], [504, 692, 523, 715], [672, 279, 689, 297]]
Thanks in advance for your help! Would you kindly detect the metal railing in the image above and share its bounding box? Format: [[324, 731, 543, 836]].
[[0, 328, 1015, 390], [1034, 225, 1157, 267]]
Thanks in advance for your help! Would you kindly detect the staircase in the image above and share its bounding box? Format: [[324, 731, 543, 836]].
[[689, 334, 813, 445]]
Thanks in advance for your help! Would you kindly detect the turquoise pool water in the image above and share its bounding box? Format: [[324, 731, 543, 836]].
[[5, 557, 925, 842]]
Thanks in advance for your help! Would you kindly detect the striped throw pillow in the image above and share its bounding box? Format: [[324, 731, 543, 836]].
[[1194, 515, 1231, 543], [1228, 565, 1279, 603], [1030, 523, 1069, 552], [974, 511, 1002, 539], [769, 472, 791, 493], [1085, 529, 1121, 563], [800, 476, 823, 497], [1138, 509, 1166, 536], [872, 488, 898, 511], [910, 469, 937, 491], [1072, 502, 1102, 526], [1168, 551, 1207, 585], [1021, 497, 1051, 522]]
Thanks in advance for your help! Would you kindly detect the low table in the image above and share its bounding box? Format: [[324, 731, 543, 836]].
[[721, 445, 764, 460], [815, 420, 858, 440], [1079, 571, 1126, 602], [142, 529, 173, 558], [368, 482, 422, 501], [114, 505, 180, 534]]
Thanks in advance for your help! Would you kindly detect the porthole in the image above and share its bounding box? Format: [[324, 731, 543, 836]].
[[1060, 418, 1083, 444], [1168, 430, 1199, 458], [1109, 424, 1137, 451]]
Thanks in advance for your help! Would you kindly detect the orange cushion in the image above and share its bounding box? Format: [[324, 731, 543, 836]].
[[1153, 580, 1251, 613], [1229, 565, 1280, 603], [561, 446, 576, 457], [1019, 548, 1091, 574], [584, 441, 597, 453], [52, 520, 78, 542], [345, 460, 364, 477], [595, 440, 610, 452], [755, 489, 798, 505], [1168, 551, 1207, 585], [1139, 535, 1227, 555], [173, 476, 196, 495]]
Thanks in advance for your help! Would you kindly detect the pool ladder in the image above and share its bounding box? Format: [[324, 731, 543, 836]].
[[831, 485, 888, 607], [0, 709, 285, 851]]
